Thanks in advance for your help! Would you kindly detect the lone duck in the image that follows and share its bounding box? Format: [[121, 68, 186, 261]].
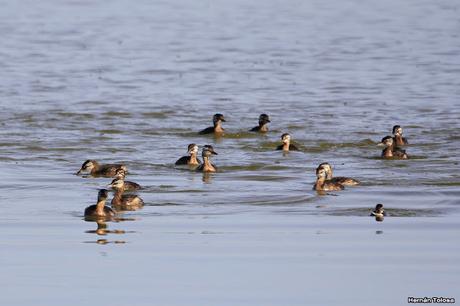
[[197, 145, 218, 172], [392, 125, 409, 146], [109, 178, 144, 211], [84, 189, 115, 221], [76, 160, 127, 177], [370, 204, 386, 217], [175, 143, 202, 166], [316, 162, 360, 186], [379, 136, 408, 159], [276, 133, 299, 151], [250, 114, 270, 132], [199, 113, 226, 135], [313, 166, 344, 191]]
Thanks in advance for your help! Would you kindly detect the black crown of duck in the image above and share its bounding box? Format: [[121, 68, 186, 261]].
[[313, 166, 344, 191], [197, 145, 218, 172], [250, 113, 270, 132], [379, 136, 408, 159], [392, 125, 409, 146], [109, 178, 144, 211], [316, 162, 360, 186], [175, 143, 202, 166], [84, 189, 115, 221], [199, 113, 226, 134], [77, 160, 127, 177], [276, 133, 299, 151]]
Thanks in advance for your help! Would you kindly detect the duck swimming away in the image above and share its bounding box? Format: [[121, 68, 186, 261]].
[[250, 114, 270, 132], [84, 189, 116, 221], [392, 125, 409, 146], [313, 166, 345, 191], [109, 178, 144, 211], [316, 162, 360, 186], [197, 145, 218, 172], [76, 160, 127, 177], [379, 136, 408, 159], [276, 133, 299, 151], [175, 143, 202, 166], [199, 113, 226, 135]]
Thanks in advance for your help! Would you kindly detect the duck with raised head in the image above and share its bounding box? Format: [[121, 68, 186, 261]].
[[84, 189, 116, 220], [313, 166, 344, 191], [276, 133, 299, 151], [316, 162, 360, 186], [379, 136, 408, 159], [250, 114, 270, 132], [199, 113, 226, 135], [76, 160, 127, 177], [392, 125, 409, 146], [370, 204, 386, 217], [109, 178, 144, 211], [197, 145, 218, 172], [111, 169, 141, 191], [175, 143, 202, 166]]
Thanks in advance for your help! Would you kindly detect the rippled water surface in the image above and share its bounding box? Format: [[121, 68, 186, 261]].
[[1, 0, 459, 305]]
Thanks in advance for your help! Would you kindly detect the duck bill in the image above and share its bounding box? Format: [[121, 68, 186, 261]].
[[211, 151, 218, 155], [220, 118, 226, 122], [76, 169, 83, 175]]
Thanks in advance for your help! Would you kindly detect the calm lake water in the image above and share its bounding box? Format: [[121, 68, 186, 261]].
[[1, 0, 459, 305]]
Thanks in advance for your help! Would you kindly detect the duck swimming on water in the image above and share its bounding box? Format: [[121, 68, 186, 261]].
[[313, 166, 344, 191], [316, 162, 360, 186], [250, 114, 270, 133], [199, 113, 226, 135], [276, 133, 299, 151], [392, 125, 409, 146], [197, 145, 218, 172], [76, 160, 127, 177], [109, 178, 144, 211], [175, 143, 202, 166], [84, 189, 115, 221], [370, 204, 386, 217], [379, 136, 408, 159], [111, 169, 141, 191]]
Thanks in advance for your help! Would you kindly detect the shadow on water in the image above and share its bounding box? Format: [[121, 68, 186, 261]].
[[83, 218, 136, 245]]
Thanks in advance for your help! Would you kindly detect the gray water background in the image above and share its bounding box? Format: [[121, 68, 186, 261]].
[[0, 0, 459, 305]]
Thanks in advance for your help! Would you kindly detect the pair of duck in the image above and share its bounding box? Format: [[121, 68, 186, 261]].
[[175, 144, 218, 172], [77, 160, 144, 220], [379, 125, 409, 159], [198, 113, 271, 135], [313, 162, 360, 191]]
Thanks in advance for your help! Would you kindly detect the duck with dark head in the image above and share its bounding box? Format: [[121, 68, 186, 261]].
[[250, 114, 270, 133], [313, 166, 344, 192], [175, 143, 201, 167], [379, 136, 408, 159], [392, 125, 409, 146], [76, 160, 127, 177], [316, 162, 360, 186], [199, 113, 226, 135], [108, 178, 144, 211], [276, 133, 299, 151], [197, 145, 218, 172], [84, 189, 116, 221]]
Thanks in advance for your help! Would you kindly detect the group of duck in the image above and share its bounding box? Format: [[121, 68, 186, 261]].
[[77, 113, 409, 221]]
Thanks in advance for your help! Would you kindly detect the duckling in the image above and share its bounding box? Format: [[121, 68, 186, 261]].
[[111, 169, 141, 191], [197, 145, 218, 172], [313, 166, 344, 191], [317, 162, 360, 186], [175, 143, 202, 166], [370, 204, 386, 217], [250, 114, 271, 132], [84, 189, 115, 220], [392, 125, 409, 146], [76, 160, 127, 177], [276, 133, 299, 151], [109, 178, 144, 211], [379, 136, 408, 159], [199, 113, 226, 135]]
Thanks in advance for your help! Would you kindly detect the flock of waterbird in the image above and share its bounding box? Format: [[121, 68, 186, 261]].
[[77, 113, 410, 222]]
